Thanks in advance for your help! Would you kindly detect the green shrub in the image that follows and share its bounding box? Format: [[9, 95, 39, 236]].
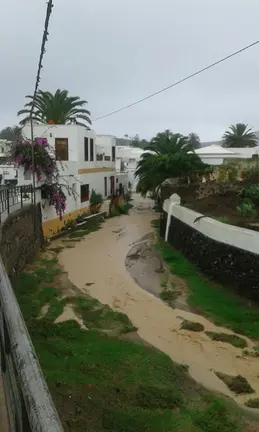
[[239, 184, 259, 204], [236, 200, 257, 218], [90, 189, 104, 205]]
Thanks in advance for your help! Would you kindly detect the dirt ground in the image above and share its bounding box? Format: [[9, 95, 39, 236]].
[[185, 192, 259, 229]]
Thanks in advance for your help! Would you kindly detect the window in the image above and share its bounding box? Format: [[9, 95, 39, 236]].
[[84, 137, 89, 161], [112, 146, 116, 162], [55, 138, 68, 161], [104, 177, 107, 196], [90, 138, 94, 161], [80, 184, 89, 202]]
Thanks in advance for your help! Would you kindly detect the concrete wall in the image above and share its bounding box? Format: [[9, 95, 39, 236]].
[[162, 194, 259, 301]]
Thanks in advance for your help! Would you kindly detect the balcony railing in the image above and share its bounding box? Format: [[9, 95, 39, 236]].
[[0, 185, 33, 223]]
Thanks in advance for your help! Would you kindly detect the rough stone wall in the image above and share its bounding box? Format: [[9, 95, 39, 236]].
[[160, 211, 259, 302], [0, 204, 44, 278], [160, 181, 243, 205]]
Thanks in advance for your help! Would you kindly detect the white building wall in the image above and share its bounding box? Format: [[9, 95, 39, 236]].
[[20, 124, 116, 235]]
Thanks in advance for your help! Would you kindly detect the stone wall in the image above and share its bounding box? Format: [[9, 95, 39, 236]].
[[0, 204, 44, 278], [160, 209, 259, 302]]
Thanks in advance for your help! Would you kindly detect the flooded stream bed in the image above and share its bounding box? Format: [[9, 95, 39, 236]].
[[59, 195, 259, 407]]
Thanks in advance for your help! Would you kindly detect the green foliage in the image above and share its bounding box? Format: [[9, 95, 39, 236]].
[[181, 320, 204, 332], [130, 134, 149, 149], [75, 211, 88, 224], [205, 332, 247, 349], [90, 189, 104, 205], [135, 130, 209, 196], [0, 125, 21, 141], [217, 162, 239, 183], [236, 200, 257, 218], [61, 218, 77, 231], [222, 123, 257, 148], [17, 89, 91, 128], [239, 184, 259, 204], [155, 238, 259, 339], [188, 132, 201, 149]]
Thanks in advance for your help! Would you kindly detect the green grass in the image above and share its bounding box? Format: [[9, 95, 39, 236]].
[[67, 218, 103, 239], [13, 255, 248, 431], [155, 239, 259, 340], [216, 373, 254, 395], [205, 332, 248, 349], [181, 320, 205, 332]]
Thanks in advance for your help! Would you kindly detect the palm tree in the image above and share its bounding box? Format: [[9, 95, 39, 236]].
[[135, 130, 208, 196], [17, 89, 91, 128], [222, 123, 257, 148], [188, 132, 201, 149], [144, 129, 194, 155]]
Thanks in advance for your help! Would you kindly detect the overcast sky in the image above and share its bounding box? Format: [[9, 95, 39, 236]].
[[1, 0, 259, 141]]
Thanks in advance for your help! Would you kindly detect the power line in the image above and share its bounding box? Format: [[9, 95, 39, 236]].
[[30, 0, 54, 211], [94, 39, 259, 121], [30, 0, 54, 118]]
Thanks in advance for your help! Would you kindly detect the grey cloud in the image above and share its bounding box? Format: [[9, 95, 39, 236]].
[[1, 0, 259, 141]]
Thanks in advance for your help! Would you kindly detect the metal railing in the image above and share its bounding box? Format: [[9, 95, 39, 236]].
[[0, 258, 63, 431], [0, 186, 33, 223]]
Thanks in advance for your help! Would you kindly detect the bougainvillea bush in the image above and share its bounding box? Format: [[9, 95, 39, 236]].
[[11, 137, 67, 219], [12, 137, 58, 181], [41, 183, 67, 219]]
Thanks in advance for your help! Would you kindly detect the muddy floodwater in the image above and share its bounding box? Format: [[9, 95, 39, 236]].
[[59, 194, 259, 406]]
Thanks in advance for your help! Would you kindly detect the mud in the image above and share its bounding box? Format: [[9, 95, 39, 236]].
[[59, 194, 259, 407]]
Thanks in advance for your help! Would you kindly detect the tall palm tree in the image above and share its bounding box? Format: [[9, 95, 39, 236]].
[[222, 123, 257, 148], [144, 129, 194, 155], [135, 130, 208, 196], [188, 132, 201, 149], [17, 89, 91, 128]]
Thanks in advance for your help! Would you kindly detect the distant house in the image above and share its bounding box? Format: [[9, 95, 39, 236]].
[[192, 144, 259, 166]]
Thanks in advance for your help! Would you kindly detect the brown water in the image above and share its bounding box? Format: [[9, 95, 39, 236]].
[[59, 194, 259, 406]]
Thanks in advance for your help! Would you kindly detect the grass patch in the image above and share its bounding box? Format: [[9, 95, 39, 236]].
[[181, 320, 204, 332], [155, 238, 259, 340], [216, 373, 254, 395], [13, 255, 249, 430], [245, 398, 259, 409], [159, 288, 178, 307], [205, 331, 247, 349], [67, 218, 103, 239]]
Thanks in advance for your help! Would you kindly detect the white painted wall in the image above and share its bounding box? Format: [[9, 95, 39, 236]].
[[20, 124, 116, 222], [163, 194, 259, 255]]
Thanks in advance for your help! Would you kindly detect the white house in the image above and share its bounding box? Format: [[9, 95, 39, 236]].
[[21, 124, 118, 237], [192, 144, 259, 165], [116, 146, 148, 191]]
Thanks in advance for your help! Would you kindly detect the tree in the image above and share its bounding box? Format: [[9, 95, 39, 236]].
[[222, 123, 257, 148], [130, 134, 149, 150], [188, 132, 201, 149], [135, 130, 209, 196], [145, 129, 193, 155], [17, 89, 91, 128], [0, 125, 21, 141]]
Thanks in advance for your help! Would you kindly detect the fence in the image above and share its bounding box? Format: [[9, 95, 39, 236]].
[[0, 186, 33, 223], [0, 258, 63, 431]]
